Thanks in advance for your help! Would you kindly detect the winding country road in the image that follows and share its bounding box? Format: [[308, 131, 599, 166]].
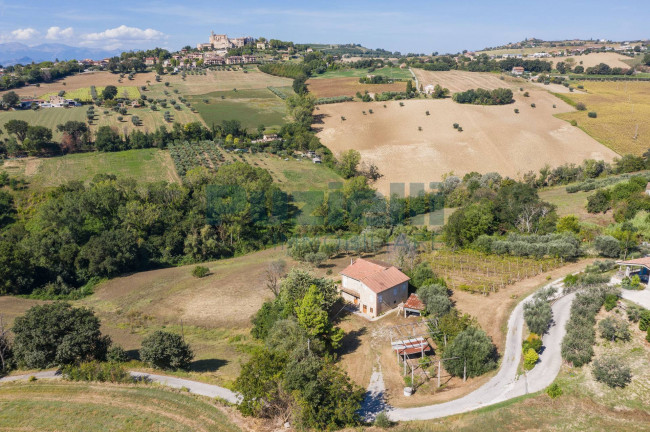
[[385, 277, 575, 421], [0, 370, 240, 404]]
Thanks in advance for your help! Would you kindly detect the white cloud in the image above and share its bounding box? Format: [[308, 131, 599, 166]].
[[45, 26, 75, 41], [10, 28, 39, 41], [83, 25, 164, 42]]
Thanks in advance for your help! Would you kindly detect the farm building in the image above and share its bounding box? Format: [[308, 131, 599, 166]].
[[400, 293, 425, 317], [339, 258, 410, 318], [616, 257, 650, 286], [511, 66, 525, 75]]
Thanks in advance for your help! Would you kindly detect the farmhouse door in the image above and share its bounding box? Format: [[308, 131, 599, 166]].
[[363, 304, 367, 313]]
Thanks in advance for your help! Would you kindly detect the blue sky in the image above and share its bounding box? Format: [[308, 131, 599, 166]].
[[0, 0, 647, 53]]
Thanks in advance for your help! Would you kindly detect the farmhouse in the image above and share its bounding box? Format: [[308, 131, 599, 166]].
[[616, 257, 650, 286], [511, 66, 525, 75], [339, 258, 410, 318]]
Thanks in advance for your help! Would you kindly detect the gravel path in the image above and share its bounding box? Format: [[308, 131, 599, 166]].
[[383, 278, 573, 421], [0, 369, 241, 404]]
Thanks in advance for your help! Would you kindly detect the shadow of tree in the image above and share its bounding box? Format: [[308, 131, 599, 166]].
[[338, 326, 367, 356], [190, 358, 228, 373]]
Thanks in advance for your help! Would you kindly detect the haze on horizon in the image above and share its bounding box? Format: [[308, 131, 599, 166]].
[[0, 0, 648, 54]]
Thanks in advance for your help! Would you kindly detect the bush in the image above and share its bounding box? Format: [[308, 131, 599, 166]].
[[522, 333, 542, 353], [63, 361, 132, 383], [570, 119, 578, 126], [593, 235, 620, 257], [523, 348, 539, 370], [524, 299, 552, 335], [598, 317, 630, 342], [638, 310, 650, 331], [514, 108, 519, 113], [588, 111, 597, 118], [546, 382, 563, 398], [106, 344, 129, 363], [192, 265, 209, 278], [374, 411, 392, 428], [453, 123, 459, 129], [626, 304, 645, 322], [530, 103, 536, 108], [523, 92, 530, 97], [603, 293, 618, 311], [443, 327, 497, 378], [576, 102, 587, 111], [592, 356, 631, 388], [139, 330, 194, 371]]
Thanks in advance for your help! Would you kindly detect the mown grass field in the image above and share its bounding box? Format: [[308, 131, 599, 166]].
[[0, 381, 240, 432], [90, 103, 203, 135], [222, 151, 343, 192], [554, 80, 650, 155], [188, 88, 288, 131], [41, 86, 141, 102], [0, 106, 86, 141], [313, 66, 412, 80], [538, 185, 615, 226], [0, 149, 179, 188]]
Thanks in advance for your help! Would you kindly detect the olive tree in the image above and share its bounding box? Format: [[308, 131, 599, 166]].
[[523, 298, 553, 335], [139, 330, 193, 371], [443, 327, 497, 378]]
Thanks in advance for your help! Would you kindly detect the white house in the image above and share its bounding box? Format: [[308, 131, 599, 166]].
[[339, 258, 410, 318]]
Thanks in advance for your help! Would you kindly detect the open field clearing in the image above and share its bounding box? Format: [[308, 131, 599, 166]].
[[554, 80, 650, 155], [557, 52, 633, 69], [316, 95, 618, 195], [41, 85, 141, 102], [0, 71, 156, 99], [0, 106, 86, 140], [0, 381, 241, 432], [412, 70, 524, 93], [306, 77, 406, 98], [539, 185, 615, 226], [188, 88, 288, 130], [146, 69, 292, 99], [90, 104, 203, 134], [0, 149, 179, 187], [222, 151, 343, 192], [312, 66, 412, 80]]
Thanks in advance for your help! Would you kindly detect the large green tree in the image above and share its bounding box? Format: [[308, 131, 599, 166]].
[[4, 120, 29, 142], [12, 302, 111, 368], [139, 330, 194, 371], [443, 326, 497, 377]]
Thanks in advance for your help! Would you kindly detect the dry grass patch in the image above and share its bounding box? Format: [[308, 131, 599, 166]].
[[316, 95, 617, 196], [306, 77, 406, 98], [554, 80, 650, 156], [412, 70, 524, 93], [0, 71, 156, 99]]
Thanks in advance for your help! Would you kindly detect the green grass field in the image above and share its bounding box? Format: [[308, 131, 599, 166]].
[[313, 66, 412, 80], [189, 88, 288, 131], [0, 149, 179, 188], [0, 107, 86, 141], [90, 104, 203, 135], [41, 86, 141, 102], [0, 381, 240, 432], [538, 185, 614, 226], [223, 151, 343, 192]]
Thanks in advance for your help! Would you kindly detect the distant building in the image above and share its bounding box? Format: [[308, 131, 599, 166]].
[[423, 84, 435, 94], [256, 42, 267, 50], [511, 66, 525, 75], [144, 57, 156, 66], [207, 32, 253, 50], [339, 258, 410, 318]]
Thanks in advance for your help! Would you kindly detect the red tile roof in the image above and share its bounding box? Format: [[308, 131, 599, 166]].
[[340, 258, 410, 294], [617, 257, 650, 268], [403, 293, 425, 311]]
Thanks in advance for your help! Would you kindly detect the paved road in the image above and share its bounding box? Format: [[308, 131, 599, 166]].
[[386, 279, 574, 421], [621, 288, 650, 309], [0, 370, 241, 404]]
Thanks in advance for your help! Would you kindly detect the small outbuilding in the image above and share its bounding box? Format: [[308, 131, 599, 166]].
[[616, 257, 650, 285], [401, 293, 426, 317]]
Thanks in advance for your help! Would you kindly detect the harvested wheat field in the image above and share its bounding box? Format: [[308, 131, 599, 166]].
[[412, 69, 524, 93], [306, 77, 406, 98], [557, 52, 632, 69], [554, 80, 650, 155], [316, 92, 618, 196], [0, 71, 156, 99]]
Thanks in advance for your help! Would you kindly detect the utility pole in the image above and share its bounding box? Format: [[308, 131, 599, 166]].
[[463, 358, 467, 382], [437, 360, 441, 388]]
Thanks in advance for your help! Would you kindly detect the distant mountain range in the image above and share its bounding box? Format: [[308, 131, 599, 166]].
[[0, 43, 122, 66]]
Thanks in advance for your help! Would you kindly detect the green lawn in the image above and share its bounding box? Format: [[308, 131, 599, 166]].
[[0, 107, 86, 141], [0, 381, 240, 432], [189, 88, 287, 131], [1, 149, 179, 188], [41, 86, 141, 102], [312, 66, 412, 80]]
